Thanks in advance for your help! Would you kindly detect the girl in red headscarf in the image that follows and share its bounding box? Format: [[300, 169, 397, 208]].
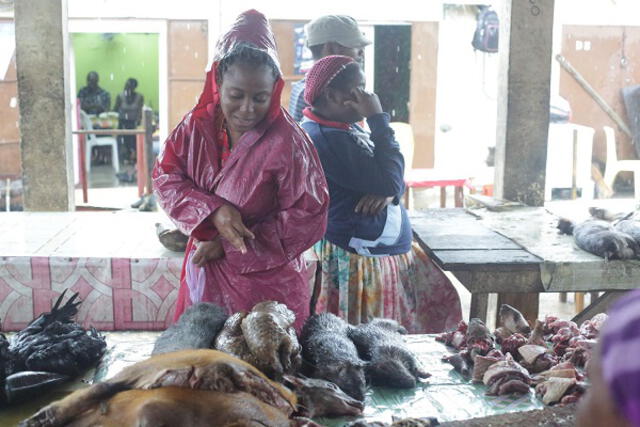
[[153, 10, 329, 330], [301, 55, 461, 333]]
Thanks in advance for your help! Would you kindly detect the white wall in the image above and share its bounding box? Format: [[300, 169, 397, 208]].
[[434, 5, 498, 176]]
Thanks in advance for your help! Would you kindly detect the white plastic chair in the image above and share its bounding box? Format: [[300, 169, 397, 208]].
[[544, 123, 595, 201], [80, 110, 119, 173], [603, 126, 640, 198], [390, 122, 414, 172]]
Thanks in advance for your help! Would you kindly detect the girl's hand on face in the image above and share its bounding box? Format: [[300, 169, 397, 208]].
[[210, 204, 255, 254], [191, 238, 225, 267], [343, 88, 383, 118]]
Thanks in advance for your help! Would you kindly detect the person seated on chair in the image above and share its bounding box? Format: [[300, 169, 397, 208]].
[[576, 289, 640, 427], [78, 71, 111, 115], [300, 55, 462, 333]]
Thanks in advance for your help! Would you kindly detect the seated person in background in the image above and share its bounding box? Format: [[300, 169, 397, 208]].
[[289, 14, 370, 122], [301, 55, 462, 333], [577, 289, 640, 427], [77, 71, 111, 115], [114, 78, 144, 167]]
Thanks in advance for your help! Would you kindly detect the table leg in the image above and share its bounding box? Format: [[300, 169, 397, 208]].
[[470, 293, 489, 322], [575, 292, 585, 313], [440, 187, 446, 208], [136, 134, 145, 198], [496, 293, 539, 327], [454, 186, 464, 207]]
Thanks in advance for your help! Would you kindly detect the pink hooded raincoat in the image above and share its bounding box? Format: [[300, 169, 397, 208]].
[[153, 10, 329, 330]]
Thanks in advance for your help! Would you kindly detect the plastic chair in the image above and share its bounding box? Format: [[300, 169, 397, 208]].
[[603, 125, 640, 198], [390, 122, 414, 170], [390, 122, 469, 208], [80, 110, 119, 173], [544, 123, 595, 201]]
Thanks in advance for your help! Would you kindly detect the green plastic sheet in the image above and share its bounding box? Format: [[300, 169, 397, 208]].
[[0, 333, 544, 426]]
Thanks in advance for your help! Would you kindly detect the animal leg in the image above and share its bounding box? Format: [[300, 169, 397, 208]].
[[20, 381, 129, 427]]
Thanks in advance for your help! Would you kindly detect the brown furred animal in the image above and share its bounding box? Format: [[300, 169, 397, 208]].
[[65, 387, 293, 427], [21, 349, 296, 427]]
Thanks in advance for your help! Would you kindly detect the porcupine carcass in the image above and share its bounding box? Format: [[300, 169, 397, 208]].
[[348, 318, 430, 388]]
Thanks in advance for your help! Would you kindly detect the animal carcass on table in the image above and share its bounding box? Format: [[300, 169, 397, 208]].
[[300, 313, 367, 402], [20, 349, 299, 427], [482, 354, 531, 396], [348, 318, 430, 388], [61, 388, 297, 427], [214, 301, 301, 381], [152, 302, 228, 355], [1, 291, 106, 404]]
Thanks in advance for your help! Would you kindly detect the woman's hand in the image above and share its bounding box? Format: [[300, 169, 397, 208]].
[[191, 238, 224, 267], [344, 88, 383, 118], [355, 194, 394, 215], [211, 204, 255, 254]]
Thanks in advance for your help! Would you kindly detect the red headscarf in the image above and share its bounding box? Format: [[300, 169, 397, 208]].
[[304, 55, 356, 105]]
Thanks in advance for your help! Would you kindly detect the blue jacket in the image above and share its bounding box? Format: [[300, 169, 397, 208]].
[[302, 112, 412, 256]]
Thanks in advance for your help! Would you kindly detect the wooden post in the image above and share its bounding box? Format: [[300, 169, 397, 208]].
[[143, 107, 154, 195], [493, 0, 554, 321], [15, 0, 74, 210], [494, 0, 555, 206], [136, 134, 145, 198], [440, 187, 446, 208]]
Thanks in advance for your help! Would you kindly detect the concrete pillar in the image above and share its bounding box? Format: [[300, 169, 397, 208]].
[[494, 0, 555, 206], [15, 0, 74, 211]]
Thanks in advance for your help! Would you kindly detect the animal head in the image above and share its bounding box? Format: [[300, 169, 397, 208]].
[[600, 234, 637, 260], [283, 375, 364, 418], [319, 361, 367, 402]]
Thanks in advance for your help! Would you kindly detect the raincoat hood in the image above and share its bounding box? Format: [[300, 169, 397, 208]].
[[193, 9, 284, 126]]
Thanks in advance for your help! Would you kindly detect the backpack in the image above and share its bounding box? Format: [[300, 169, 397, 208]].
[[472, 6, 499, 53]]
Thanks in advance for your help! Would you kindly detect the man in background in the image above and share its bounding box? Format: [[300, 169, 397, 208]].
[[288, 15, 370, 122], [77, 71, 111, 115]]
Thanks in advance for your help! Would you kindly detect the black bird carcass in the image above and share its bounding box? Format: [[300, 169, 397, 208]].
[[1, 290, 106, 404]]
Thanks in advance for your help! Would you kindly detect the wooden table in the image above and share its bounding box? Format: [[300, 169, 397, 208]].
[[410, 207, 640, 325]]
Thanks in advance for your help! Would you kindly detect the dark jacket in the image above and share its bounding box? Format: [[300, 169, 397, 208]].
[[302, 111, 411, 256]]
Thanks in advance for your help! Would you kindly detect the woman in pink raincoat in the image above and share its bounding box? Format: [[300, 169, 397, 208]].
[[153, 10, 329, 330]]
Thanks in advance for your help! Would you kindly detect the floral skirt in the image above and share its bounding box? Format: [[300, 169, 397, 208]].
[[312, 239, 462, 334]]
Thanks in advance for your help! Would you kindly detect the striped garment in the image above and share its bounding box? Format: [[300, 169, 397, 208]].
[[601, 289, 640, 426], [312, 239, 462, 334], [288, 78, 307, 122]]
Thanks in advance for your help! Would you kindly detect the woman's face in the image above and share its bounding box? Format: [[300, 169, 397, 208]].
[[576, 344, 631, 427], [219, 63, 276, 136]]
